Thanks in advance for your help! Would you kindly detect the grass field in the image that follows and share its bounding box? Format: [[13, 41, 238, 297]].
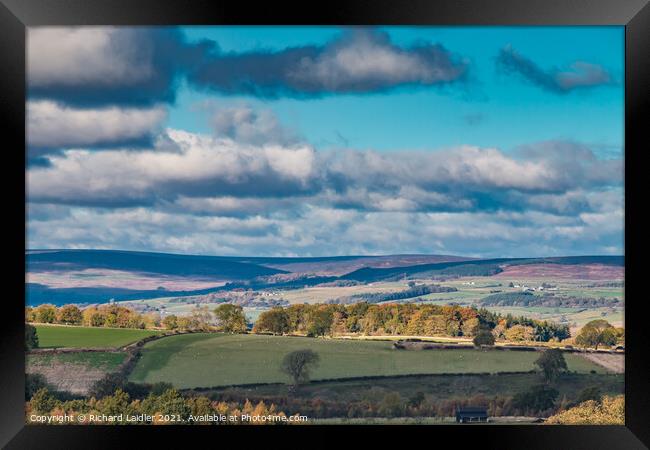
[[129, 333, 608, 389], [35, 325, 162, 349]]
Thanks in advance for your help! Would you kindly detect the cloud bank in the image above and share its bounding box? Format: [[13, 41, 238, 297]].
[[27, 127, 621, 219], [25, 27, 623, 257]]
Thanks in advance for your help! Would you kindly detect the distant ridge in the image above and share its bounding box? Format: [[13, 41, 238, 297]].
[[340, 255, 624, 283], [26, 249, 287, 280], [25, 250, 623, 306]]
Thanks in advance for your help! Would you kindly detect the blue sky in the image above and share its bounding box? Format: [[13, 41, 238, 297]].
[[26, 26, 624, 257], [170, 26, 623, 154]]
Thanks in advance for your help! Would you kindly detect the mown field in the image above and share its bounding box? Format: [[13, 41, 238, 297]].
[[129, 333, 607, 389], [35, 325, 162, 348], [27, 351, 129, 394], [27, 351, 128, 370]]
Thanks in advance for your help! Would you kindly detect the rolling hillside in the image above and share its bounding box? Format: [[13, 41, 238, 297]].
[[26, 250, 624, 305]]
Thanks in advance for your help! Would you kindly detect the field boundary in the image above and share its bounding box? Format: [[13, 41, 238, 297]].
[[391, 340, 624, 354], [180, 369, 624, 393], [181, 370, 539, 392]]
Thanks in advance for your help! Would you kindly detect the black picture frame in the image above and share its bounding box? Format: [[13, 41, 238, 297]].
[[1, 0, 648, 448]]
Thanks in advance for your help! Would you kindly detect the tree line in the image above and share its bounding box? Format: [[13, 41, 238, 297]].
[[27, 302, 620, 348], [27, 387, 297, 425], [25, 303, 249, 334], [253, 303, 571, 342], [331, 284, 457, 304], [480, 292, 622, 308]]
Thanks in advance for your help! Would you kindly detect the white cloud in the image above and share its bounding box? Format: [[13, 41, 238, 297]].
[[27, 128, 621, 214], [27, 203, 624, 258], [290, 30, 464, 90], [27, 129, 318, 205], [27, 100, 167, 148], [28, 27, 154, 87], [211, 106, 300, 146]]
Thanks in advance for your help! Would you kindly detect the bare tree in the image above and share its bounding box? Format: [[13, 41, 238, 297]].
[[281, 349, 320, 387]]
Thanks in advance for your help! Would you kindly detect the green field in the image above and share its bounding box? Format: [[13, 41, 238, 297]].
[[35, 325, 162, 349], [129, 333, 607, 389]]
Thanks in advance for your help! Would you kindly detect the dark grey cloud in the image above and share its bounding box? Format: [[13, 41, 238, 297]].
[[29, 27, 469, 105], [496, 45, 613, 94], [188, 29, 469, 98]]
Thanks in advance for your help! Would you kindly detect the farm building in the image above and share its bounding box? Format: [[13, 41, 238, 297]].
[[455, 407, 489, 423]]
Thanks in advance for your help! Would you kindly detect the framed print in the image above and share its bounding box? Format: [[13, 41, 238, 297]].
[[1, 0, 648, 448]]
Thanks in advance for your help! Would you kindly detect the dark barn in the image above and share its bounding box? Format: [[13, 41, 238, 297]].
[[455, 407, 489, 423]]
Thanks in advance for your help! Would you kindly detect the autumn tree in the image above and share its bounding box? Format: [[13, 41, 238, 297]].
[[90, 311, 106, 327], [190, 305, 214, 331], [306, 308, 334, 337], [214, 304, 247, 333], [35, 304, 57, 324], [504, 324, 535, 342], [281, 349, 320, 386], [162, 314, 178, 330], [57, 305, 82, 325], [29, 388, 58, 414], [254, 308, 290, 335], [575, 319, 617, 349], [25, 307, 36, 322], [546, 395, 624, 425]]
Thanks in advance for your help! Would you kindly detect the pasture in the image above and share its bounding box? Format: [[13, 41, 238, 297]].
[[34, 325, 162, 349], [129, 333, 607, 389]]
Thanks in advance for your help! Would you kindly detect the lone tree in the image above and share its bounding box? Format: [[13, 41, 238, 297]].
[[535, 348, 567, 383], [25, 323, 39, 350], [281, 349, 320, 386], [213, 304, 247, 333], [575, 319, 617, 350], [473, 329, 496, 347]]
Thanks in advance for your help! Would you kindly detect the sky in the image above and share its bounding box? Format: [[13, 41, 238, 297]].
[[25, 26, 624, 258]]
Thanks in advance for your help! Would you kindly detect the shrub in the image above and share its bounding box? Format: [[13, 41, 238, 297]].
[[546, 395, 624, 424], [25, 323, 39, 350]]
